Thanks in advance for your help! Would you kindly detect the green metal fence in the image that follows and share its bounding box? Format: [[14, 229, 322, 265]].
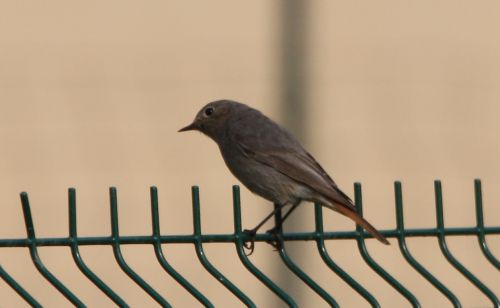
[[0, 179, 499, 307]]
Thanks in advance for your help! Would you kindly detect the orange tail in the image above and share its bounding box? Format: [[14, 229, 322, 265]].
[[325, 202, 390, 245]]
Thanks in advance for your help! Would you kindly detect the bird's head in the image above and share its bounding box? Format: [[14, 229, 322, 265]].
[[178, 100, 239, 140]]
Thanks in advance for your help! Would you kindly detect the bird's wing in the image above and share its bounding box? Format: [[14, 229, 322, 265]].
[[236, 141, 355, 210], [301, 151, 354, 203]]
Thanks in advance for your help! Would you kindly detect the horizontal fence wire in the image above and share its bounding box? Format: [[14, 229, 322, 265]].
[[0, 180, 499, 307]]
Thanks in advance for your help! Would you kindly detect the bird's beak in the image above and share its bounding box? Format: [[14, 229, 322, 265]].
[[178, 122, 198, 132]]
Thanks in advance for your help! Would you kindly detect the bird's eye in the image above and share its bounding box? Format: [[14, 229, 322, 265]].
[[204, 107, 214, 116]]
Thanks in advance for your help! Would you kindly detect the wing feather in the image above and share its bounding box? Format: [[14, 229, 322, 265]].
[[236, 141, 355, 210]]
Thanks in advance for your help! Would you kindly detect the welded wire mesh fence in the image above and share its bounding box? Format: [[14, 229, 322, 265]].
[[0, 179, 499, 307]]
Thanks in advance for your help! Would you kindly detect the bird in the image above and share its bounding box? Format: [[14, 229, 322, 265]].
[[179, 99, 389, 253]]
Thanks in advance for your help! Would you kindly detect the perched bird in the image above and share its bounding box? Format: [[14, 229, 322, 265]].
[[179, 100, 389, 252]]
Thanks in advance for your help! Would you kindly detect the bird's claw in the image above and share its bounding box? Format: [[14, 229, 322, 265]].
[[242, 229, 257, 256], [242, 227, 284, 254], [265, 227, 283, 251]]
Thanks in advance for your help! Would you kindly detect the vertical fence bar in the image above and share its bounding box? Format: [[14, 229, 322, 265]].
[[314, 203, 380, 308], [68, 188, 128, 307], [108, 187, 171, 307], [0, 264, 42, 307], [273, 204, 340, 308], [393, 182, 461, 307], [232, 185, 298, 308], [20, 192, 86, 307], [353, 183, 420, 308], [473, 179, 500, 269], [149, 186, 214, 307], [434, 181, 499, 307], [191, 186, 256, 307]]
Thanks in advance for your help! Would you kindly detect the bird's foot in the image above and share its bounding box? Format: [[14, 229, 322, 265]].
[[265, 227, 283, 251], [242, 229, 257, 256]]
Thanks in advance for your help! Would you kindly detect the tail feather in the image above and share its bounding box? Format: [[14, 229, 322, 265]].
[[324, 202, 390, 245]]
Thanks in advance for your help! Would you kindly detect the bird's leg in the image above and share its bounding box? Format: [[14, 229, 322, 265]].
[[243, 203, 288, 255], [244, 203, 288, 234], [266, 201, 300, 234], [265, 201, 300, 250], [265, 203, 285, 250]]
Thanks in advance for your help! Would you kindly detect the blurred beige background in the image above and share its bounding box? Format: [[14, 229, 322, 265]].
[[1, 1, 499, 307]]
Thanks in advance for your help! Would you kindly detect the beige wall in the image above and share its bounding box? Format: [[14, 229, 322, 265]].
[[1, 1, 499, 307]]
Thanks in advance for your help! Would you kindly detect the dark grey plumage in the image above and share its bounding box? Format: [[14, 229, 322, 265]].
[[179, 99, 389, 245]]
